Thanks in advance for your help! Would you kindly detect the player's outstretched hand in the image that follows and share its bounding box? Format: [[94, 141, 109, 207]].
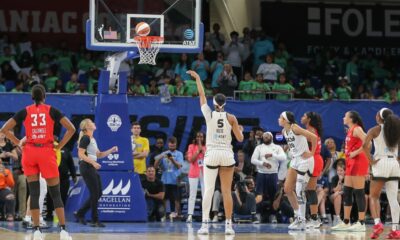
[[186, 70, 200, 80]]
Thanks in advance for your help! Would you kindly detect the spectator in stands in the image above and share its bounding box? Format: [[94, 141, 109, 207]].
[[186, 132, 206, 223], [325, 138, 345, 181], [232, 177, 257, 222], [210, 52, 226, 91], [209, 23, 225, 52], [0, 158, 15, 221], [1, 61, 18, 82], [131, 122, 150, 180], [149, 137, 164, 165], [235, 149, 253, 178], [18, 51, 33, 76], [238, 72, 255, 101], [12, 144, 26, 220], [257, 54, 284, 85], [272, 73, 295, 101], [320, 83, 336, 101], [155, 59, 175, 80], [52, 79, 65, 93], [251, 132, 286, 222], [175, 77, 186, 96], [217, 64, 237, 97], [0, 46, 16, 65], [65, 73, 79, 94], [191, 52, 210, 82], [75, 83, 89, 95], [316, 175, 330, 223], [77, 52, 95, 76], [345, 54, 359, 85], [129, 78, 146, 96], [253, 73, 270, 100], [184, 76, 199, 97], [204, 80, 213, 97], [274, 49, 287, 70], [142, 166, 165, 222], [330, 160, 345, 226], [272, 181, 294, 223], [11, 80, 24, 93], [44, 68, 59, 92], [0, 132, 18, 169], [335, 76, 352, 100], [223, 31, 245, 80], [37, 54, 52, 74], [174, 54, 191, 81], [252, 31, 275, 73], [0, 78, 6, 92], [298, 79, 317, 99], [373, 60, 389, 80], [243, 127, 263, 157], [146, 79, 159, 95], [154, 136, 183, 220]]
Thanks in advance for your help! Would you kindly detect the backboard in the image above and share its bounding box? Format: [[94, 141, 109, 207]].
[[87, 0, 203, 53]]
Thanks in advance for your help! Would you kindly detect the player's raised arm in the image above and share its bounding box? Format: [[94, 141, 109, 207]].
[[187, 70, 206, 106]]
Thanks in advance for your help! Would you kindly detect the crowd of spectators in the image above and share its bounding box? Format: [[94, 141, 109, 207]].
[[2, 25, 400, 102]]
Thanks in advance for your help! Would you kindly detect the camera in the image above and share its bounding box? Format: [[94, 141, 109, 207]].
[[166, 153, 172, 158]]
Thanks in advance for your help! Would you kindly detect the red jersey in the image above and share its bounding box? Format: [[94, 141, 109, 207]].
[[308, 126, 321, 156], [13, 104, 63, 145], [345, 125, 365, 159], [24, 104, 54, 144]]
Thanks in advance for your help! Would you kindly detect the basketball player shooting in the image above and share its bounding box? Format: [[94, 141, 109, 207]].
[[186, 70, 244, 235], [0, 85, 76, 240]]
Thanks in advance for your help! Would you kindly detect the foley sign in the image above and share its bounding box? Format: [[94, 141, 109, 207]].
[[261, 2, 400, 56]]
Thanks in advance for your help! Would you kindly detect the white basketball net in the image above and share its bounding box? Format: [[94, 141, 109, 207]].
[[134, 36, 164, 65]]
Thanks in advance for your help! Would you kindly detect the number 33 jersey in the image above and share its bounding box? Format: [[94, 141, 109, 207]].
[[201, 104, 232, 151], [13, 104, 64, 144]]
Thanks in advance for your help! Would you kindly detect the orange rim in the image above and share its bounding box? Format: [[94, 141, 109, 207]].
[[133, 36, 164, 48]]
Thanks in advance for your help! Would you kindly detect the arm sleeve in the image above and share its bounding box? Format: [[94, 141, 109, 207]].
[[12, 109, 27, 124], [201, 104, 212, 122], [251, 146, 264, 166], [78, 135, 91, 149], [50, 107, 65, 122]]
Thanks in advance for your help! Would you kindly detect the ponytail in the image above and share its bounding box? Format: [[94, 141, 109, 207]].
[[77, 118, 91, 148], [383, 114, 400, 149]]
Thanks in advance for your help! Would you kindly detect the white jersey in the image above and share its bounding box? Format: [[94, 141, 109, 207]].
[[201, 104, 232, 151], [373, 124, 398, 159], [283, 125, 309, 158]]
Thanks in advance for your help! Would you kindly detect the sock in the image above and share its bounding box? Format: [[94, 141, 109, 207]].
[[311, 214, 318, 221], [360, 220, 365, 225], [322, 214, 327, 218], [295, 208, 302, 218], [392, 224, 398, 231], [226, 219, 232, 225], [60, 225, 66, 231], [374, 218, 381, 225], [34, 226, 41, 232], [299, 203, 306, 219], [344, 219, 350, 224]]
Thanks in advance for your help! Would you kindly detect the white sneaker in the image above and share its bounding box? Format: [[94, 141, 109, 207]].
[[186, 215, 192, 223], [306, 219, 321, 229], [211, 215, 218, 223], [33, 230, 43, 240], [197, 223, 209, 235], [60, 230, 72, 240], [347, 222, 366, 232], [225, 220, 235, 235], [288, 217, 306, 230], [331, 221, 351, 231]]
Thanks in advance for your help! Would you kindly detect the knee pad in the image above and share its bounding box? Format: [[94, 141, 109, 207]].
[[353, 188, 366, 212], [305, 190, 318, 205], [28, 181, 40, 210], [48, 184, 64, 209], [343, 186, 353, 207]]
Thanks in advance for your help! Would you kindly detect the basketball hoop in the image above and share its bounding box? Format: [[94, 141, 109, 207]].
[[133, 36, 164, 65]]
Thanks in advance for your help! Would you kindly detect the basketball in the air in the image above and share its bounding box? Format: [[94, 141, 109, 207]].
[[135, 22, 151, 36]]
